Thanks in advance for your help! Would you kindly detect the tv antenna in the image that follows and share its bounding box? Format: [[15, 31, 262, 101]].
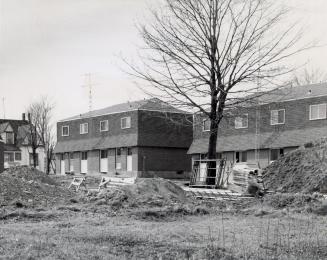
[[82, 73, 97, 112], [2, 97, 5, 119]]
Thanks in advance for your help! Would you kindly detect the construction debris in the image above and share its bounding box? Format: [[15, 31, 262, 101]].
[[0, 167, 73, 207], [263, 138, 327, 193], [3, 166, 59, 186], [83, 178, 189, 209]]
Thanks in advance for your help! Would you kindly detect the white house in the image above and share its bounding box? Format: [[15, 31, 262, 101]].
[[0, 116, 45, 172]]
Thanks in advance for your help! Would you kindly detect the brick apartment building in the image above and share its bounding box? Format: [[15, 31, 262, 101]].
[[0, 137, 4, 173], [0, 116, 46, 171], [54, 98, 193, 178], [188, 83, 327, 168]]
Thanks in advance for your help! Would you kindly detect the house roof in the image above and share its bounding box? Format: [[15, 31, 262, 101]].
[[54, 134, 138, 153], [0, 119, 29, 133], [187, 126, 327, 154], [237, 83, 327, 106], [0, 122, 10, 133], [3, 144, 21, 152], [59, 98, 189, 122]]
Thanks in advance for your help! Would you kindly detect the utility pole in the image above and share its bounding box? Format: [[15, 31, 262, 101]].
[[82, 73, 97, 112]]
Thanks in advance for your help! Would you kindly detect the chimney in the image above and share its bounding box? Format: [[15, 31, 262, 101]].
[[28, 113, 31, 122], [22, 113, 26, 121]]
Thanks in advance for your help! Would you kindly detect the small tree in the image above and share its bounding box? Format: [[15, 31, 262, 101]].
[[27, 98, 55, 174], [292, 67, 327, 86], [127, 0, 307, 184]]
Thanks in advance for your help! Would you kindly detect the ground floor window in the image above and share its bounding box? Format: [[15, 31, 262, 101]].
[[29, 153, 39, 166], [81, 151, 88, 160], [100, 150, 108, 159], [115, 148, 122, 169], [15, 152, 22, 161], [235, 151, 247, 162], [4, 152, 14, 162], [270, 148, 284, 161]]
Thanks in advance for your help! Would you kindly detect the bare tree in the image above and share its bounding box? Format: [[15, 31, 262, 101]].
[[292, 67, 327, 86], [27, 97, 55, 174], [127, 0, 307, 184]]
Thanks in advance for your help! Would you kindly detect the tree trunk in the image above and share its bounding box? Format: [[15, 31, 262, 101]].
[[32, 147, 37, 168], [206, 92, 227, 186]]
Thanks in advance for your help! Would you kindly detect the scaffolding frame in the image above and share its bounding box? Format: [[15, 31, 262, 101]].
[[190, 159, 227, 188]]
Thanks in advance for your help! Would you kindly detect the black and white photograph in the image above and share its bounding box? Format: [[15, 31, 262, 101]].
[[0, 0, 326, 259]]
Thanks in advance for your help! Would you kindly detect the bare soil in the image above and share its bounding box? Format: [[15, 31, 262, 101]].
[[263, 138, 327, 193], [1, 169, 327, 259]]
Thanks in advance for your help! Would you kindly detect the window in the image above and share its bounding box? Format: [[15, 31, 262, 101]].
[[69, 153, 74, 160], [29, 153, 39, 166], [235, 114, 248, 129], [100, 150, 108, 159], [271, 109, 285, 125], [62, 126, 69, 136], [81, 152, 88, 160], [6, 132, 14, 144], [310, 103, 326, 120], [115, 148, 122, 169], [121, 117, 131, 129], [100, 120, 109, 132], [202, 119, 210, 132], [15, 152, 22, 161], [4, 152, 14, 162], [127, 148, 132, 156], [270, 149, 284, 161], [236, 151, 247, 162], [80, 123, 88, 134]]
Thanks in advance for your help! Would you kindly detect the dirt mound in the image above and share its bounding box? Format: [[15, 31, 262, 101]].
[[0, 173, 73, 207], [3, 166, 58, 186], [262, 138, 327, 193], [85, 178, 189, 209]]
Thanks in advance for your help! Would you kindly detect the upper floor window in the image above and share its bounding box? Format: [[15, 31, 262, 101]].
[[271, 109, 285, 125], [310, 103, 326, 120], [100, 120, 109, 132], [62, 126, 69, 136], [202, 119, 210, 132], [5, 132, 14, 144], [121, 117, 131, 129], [80, 123, 88, 134], [235, 114, 248, 129]]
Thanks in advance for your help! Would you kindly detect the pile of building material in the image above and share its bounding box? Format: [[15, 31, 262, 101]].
[[0, 166, 73, 207], [84, 178, 189, 208], [263, 138, 327, 193]]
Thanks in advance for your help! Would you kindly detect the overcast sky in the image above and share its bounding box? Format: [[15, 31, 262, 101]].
[[1, 0, 327, 122]]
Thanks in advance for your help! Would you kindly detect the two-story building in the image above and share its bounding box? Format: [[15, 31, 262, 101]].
[[0, 136, 4, 173], [0, 115, 46, 171], [54, 98, 193, 178], [188, 83, 327, 168]]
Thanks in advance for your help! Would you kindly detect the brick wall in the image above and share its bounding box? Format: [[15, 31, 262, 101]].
[[194, 96, 327, 139], [88, 150, 100, 174], [0, 141, 4, 173], [72, 152, 81, 174], [138, 111, 193, 148], [137, 147, 191, 172], [57, 110, 138, 142]]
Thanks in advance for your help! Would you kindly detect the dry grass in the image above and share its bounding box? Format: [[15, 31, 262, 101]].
[[0, 206, 326, 259]]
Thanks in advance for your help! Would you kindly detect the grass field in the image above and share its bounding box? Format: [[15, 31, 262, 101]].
[[0, 204, 326, 260]]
